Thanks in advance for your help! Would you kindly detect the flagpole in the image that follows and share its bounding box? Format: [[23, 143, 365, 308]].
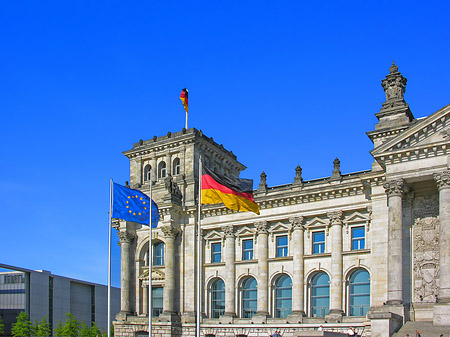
[[196, 156, 202, 337], [186, 110, 188, 130], [107, 179, 113, 337], [149, 170, 153, 337]]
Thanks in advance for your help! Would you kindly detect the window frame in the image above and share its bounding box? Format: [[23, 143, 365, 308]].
[[275, 235, 289, 258], [172, 158, 180, 176], [242, 239, 254, 260], [310, 272, 330, 317], [273, 274, 292, 318], [151, 286, 163, 317], [348, 269, 370, 317], [143, 164, 152, 182], [211, 242, 222, 263], [351, 226, 365, 250], [241, 277, 257, 318], [210, 278, 225, 318], [153, 242, 165, 266], [312, 230, 325, 254], [158, 161, 167, 179]]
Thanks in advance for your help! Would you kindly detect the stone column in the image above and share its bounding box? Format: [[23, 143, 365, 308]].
[[326, 211, 344, 322], [288, 217, 305, 323], [254, 221, 269, 323], [221, 225, 236, 323], [142, 284, 148, 316], [166, 153, 172, 177], [118, 231, 135, 314], [160, 224, 179, 318], [384, 179, 407, 304], [433, 171, 450, 325], [152, 156, 157, 183]]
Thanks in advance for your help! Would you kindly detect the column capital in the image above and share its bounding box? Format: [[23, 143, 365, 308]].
[[161, 224, 180, 239], [327, 210, 343, 226], [117, 231, 135, 244], [222, 225, 235, 238], [434, 170, 450, 190], [289, 216, 305, 231], [384, 178, 407, 197], [255, 221, 268, 235]]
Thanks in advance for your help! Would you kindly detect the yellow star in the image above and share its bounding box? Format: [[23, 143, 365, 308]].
[[128, 196, 130, 199], [140, 197, 143, 200], [143, 201, 146, 204], [133, 213, 136, 216], [129, 210, 132, 213], [138, 213, 141, 215]]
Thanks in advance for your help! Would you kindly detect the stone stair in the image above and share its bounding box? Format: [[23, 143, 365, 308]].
[[392, 321, 450, 337]]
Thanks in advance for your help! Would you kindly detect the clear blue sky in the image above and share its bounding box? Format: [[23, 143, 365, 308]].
[[1, 1, 449, 287]]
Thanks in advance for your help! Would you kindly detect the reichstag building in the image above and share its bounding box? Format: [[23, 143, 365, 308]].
[[112, 63, 450, 337]]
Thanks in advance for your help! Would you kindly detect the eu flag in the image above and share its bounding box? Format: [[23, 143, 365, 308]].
[[112, 183, 159, 227]]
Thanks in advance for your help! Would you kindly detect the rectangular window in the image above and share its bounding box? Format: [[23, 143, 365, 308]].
[[351, 226, 365, 250], [276, 235, 288, 257], [312, 231, 325, 254], [152, 287, 163, 317], [153, 243, 165, 266], [242, 239, 253, 260], [211, 242, 222, 263]]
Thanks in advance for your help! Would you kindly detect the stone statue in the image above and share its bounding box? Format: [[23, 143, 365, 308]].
[[164, 174, 183, 200]]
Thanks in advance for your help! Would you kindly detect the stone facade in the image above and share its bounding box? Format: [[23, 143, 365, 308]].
[[113, 63, 450, 337]]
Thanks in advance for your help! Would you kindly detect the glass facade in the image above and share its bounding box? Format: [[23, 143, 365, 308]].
[[312, 231, 325, 254], [274, 275, 292, 318], [349, 270, 370, 316], [241, 277, 257, 318], [211, 279, 225, 318], [310, 272, 329, 317], [276, 235, 288, 257], [242, 239, 253, 260], [351, 227, 365, 250]]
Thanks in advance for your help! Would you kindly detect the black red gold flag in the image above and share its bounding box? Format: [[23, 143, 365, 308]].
[[180, 88, 188, 113], [201, 166, 260, 215]]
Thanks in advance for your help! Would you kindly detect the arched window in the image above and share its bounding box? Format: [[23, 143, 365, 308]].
[[349, 269, 370, 316], [241, 277, 257, 318], [310, 272, 329, 317], [172, 158, 180, 176], [153, 242, 164, 266], [274, 274, 292, 318], [144, 164, 152, 182], [211, 279, 225, 318], [158, 161, 166, 179]]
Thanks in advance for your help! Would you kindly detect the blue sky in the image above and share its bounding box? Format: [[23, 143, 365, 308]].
[[1, 1, 449, 287]]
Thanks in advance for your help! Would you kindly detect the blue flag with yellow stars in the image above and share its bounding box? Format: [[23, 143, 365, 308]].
[[112, 182, 159, 227]]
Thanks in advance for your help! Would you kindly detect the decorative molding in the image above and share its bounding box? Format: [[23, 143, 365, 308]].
[[384, 178, 407, 197], [117, 231, 135, 244], [160, 224, 180, 239], [434, 170, 450, 190]]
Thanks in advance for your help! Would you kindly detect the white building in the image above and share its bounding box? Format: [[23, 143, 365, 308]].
[[0, 264, 120, 336], [112, 63, 450, 337]]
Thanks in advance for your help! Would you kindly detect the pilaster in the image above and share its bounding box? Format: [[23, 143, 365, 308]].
[[221, 225, 236, 322], [253, 221, 269, 323], [288, 217, 305, 323], [433, 170, 450, 325], [325, 211, 344, 323]]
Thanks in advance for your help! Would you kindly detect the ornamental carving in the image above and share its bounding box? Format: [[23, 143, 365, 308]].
[[327, 211, 343, 226], [117, 231, 135, 244], [413, 195, 439, 219], [289, 216, 305, 231], [413, 216, 440, 303], [161, 224, 180, 239], [381, 62, 407, 103], [222, 225, 235, 238], [255, 221, 268, 235], [384, 179, 407, 197], [434, 170, 450, 190]]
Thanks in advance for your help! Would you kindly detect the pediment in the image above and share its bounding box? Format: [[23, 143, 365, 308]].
[[138, 268, 165, 281], [371, 103, 450, 167], [269, 222, 290, 233], [306, 217, 328, 228], [344, 211, 369, 224], [235, 226, 255, 237], [204, 230, 223, 241]]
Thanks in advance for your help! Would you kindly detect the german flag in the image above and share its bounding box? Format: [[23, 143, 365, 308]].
[[201, 166, 260, 215], [180, 88, 188, 113]]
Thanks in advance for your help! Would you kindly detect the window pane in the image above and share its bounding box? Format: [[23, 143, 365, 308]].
[[211, 243, 221, 263], [311, 273, 329, 317], [242, 239, 253, 260], [349, 270, 370, 317], [242, 277, 257, 318]]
